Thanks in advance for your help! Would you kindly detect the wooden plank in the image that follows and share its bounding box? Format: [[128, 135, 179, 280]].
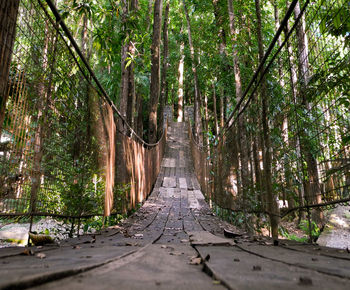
[[188, 231, 235, 246], [196, 246, 350, 290], [179, 178, 187, 189], [162, 177, 176, 188]]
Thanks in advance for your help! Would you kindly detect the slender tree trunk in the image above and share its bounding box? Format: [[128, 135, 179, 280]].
[[255, 0, 279, 239], [136, 93, 143, 136], [211, 0, 226, 135], [0, 0, 20, 136], [284, 8, 305, 220], [227, 0, 249, 202], [294, 1, 323, 225], [128, 0, 139, 129], [120, 0, 138, 130], [212, 0, 228, 133], [148, 0, 163, 143], [220, 88, 224, 129], [212, 84, 219, 136], [204, 93, 209, 148], [182, 0, 202, 144], [120, 0, 130, 123], [177, 42, 185, 122], [273, 1, 295, 214], [158, 1, 170, 134]]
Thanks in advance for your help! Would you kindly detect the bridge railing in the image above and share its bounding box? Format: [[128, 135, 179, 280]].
[[190, 0, 349, 237], [0, 0, 166, 233]]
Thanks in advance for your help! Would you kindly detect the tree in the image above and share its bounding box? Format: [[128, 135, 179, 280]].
[[158, 1, 170, 135], [120, 0, 139, 131], [0, 0, 20, 136], [182, 0, 202, 144], [227, 0, 249, 205], [294, 0, 323, 225], [148, 0, 163, 143], [255, 0, 279, 239]]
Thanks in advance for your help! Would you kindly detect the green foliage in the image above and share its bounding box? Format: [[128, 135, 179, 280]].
[[279, 225, 308, 243], [299, 219, 321, 239]]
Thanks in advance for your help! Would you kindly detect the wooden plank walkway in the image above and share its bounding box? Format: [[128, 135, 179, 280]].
[[0, 122, 350, 289]]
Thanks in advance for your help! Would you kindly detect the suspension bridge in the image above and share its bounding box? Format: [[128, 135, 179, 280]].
[[0, 0, 349, 289]]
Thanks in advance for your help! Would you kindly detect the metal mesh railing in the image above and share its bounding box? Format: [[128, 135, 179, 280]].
[[0, 0, 166, 230], [190, 0, 349, 235]]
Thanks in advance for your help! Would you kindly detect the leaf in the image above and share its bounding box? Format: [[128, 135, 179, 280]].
[[36, 253, 46, 259], [21, 249, 34, 256], [342, 135, 350, 146], [125, 59, 132, 69], [320, 19, 326, 34]]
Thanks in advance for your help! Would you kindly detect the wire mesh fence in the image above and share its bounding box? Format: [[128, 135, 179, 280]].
[[190, 0, 350, 235], [0, 0, 166, 232]]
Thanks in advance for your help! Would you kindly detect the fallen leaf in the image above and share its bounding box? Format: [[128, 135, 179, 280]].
[[169, 251, 183, 256], [125, 242, 138, 246], [189, 257, 202, 265], [212, 280, 221, 285], [36, 253, 46, 259], [21, 249, 34, 256]]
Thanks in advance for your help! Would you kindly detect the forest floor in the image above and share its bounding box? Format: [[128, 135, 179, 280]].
[[0, 122, 350, 289], [317, 205, 350, 249], [0, 217, 76, 248]]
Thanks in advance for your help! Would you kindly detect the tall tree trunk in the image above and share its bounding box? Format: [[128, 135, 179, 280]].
[[177, 41, 185, 122], [182, 0, 202, 144], [158, 1, 170, 134], [294, 1, 323, 225], [0, 0, 20, 136], [136, 93, 143, 136], [211, 0, 226, 135], [119, 0, 130, 124], [148, 0, 163, 143], [126, 42, 136, 127], [212, 0, 227, 133], [212, 84, 219, 136], [220, 88, 224, 129], [227, 0, 249, 202], [120, 0, 138, 131], [283, 3, 305, 220], [255, 0, 279, 239], [204, 93, 209, 148], [273, 0, 295, 214]]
